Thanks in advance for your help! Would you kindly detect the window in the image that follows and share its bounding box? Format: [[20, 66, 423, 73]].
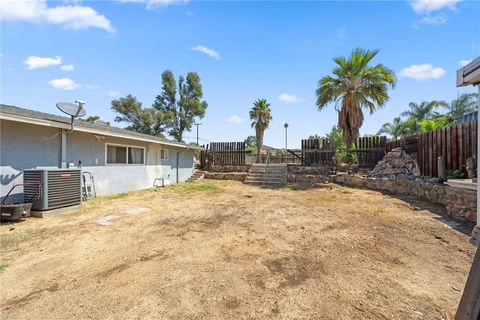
[[106, 144, 145, 165], [107, 145, 127, 164], [128, 147, 144, 164], [160, 149, 169, 160]]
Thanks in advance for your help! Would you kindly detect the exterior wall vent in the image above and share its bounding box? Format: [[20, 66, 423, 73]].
[[24, 169, 82, 211]]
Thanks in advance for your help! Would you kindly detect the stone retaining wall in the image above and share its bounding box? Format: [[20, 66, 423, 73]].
[[335, 174, 476, 223], [204, 172, 247, 182], [287, 165, 331, 175], [208, 165, 251, 172]]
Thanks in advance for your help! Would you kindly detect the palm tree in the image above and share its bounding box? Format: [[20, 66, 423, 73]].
[[378, 117, 404, 140], [249, 99, 272, 155], [445, 93, 478, 119], [400, 100, 447, 121], [316, 48, 396, 160]]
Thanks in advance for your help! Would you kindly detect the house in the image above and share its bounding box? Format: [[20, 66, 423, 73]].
[[0, 104, 202, 203], [259, 145, 280, 154]]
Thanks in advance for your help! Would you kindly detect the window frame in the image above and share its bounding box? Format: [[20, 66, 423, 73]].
[[160, 148, 169, 161], [105, 143, 146, 166]]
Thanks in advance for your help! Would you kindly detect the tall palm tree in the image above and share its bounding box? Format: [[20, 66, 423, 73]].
[[445, 93, 478, 119], [400, 100, 447, 121], [249, 99, 272, 155], [378, 117, 404, 140], [316, 48, 396, 159]]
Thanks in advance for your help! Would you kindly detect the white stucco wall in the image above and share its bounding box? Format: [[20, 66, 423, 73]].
[[0, 120, 194, 202]]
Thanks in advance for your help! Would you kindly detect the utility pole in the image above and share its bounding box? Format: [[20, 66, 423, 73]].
[[194, 123, 202, 146]]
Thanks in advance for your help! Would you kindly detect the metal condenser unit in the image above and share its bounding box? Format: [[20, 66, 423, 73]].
[[23, 169, 82, 211]]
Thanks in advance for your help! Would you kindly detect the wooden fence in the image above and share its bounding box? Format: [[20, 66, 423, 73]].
[[354, 136, 387, 168], [386, 135, 419, 154], [386, 120, 477, 177], [199, 142, 248, 169], [252, 154, 301, 164], [300, 138, 336, 165], [418, 121, 477, 177]]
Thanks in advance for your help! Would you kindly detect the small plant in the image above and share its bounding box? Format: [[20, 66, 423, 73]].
[[446, 170, 465, 179], [0, 264, 7, 272], [169, 182, 221, 194], [103, 192, 129, 200], [371, 206, 385, 216]]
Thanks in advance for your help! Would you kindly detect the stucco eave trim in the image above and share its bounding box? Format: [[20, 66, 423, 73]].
[[0, 113, 204, 151]]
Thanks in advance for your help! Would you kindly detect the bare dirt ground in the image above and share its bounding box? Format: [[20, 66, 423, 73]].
[[0, 180, 476, 319]]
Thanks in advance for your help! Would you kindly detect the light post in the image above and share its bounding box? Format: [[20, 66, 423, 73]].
[[284, 122, 289, 150], [284, 122, 289, 163]]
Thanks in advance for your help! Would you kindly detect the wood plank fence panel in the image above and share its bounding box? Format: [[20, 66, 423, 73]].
[[385, 120, 477, 177], [199, 141, 248, 168], [354, 136, 387, 168]]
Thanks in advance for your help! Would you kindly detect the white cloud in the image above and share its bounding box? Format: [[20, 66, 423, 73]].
[[191, 45, 221, 60], [399, 64, 446, 80], [278, 93, 300, 103], [48, 77, 80, 90], [416, 13, 447, 26], [459, 60, 472, 67], [86, 84, 100, 90], [108, 90, 120, 97], [410, 0, 461, 13], [1, 0, 115, 33], [23, 55, 62, 69], [116, 0, 186, 9], [60, 64, 74, 71], [227, 115, 244, 124]]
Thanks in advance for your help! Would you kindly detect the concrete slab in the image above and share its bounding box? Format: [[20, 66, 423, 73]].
[[123, 207, 150, 216], [95, 215, 121, 226], [30, 204, 83, 218]]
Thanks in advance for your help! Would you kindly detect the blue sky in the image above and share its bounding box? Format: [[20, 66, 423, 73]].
[[1, 0, 479, 148]]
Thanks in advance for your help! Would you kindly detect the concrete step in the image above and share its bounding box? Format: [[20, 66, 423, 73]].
[[249, 170, 287, 175], [244, 179, 287, 184], [244, 180, 286, 186]]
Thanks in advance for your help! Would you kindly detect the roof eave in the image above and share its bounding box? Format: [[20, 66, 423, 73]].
[[0, 112, 204, 150], [457, 56, 480, 87]]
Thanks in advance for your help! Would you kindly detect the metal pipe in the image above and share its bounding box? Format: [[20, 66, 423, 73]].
[[176, 149, 186, 183], [477, 85, 479, 224], [61, 130, 67, 168]]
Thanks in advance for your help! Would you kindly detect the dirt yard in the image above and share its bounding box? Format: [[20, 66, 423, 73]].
[[0, 180, 476, 319]]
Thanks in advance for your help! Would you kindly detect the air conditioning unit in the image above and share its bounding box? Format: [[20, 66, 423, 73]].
[[24, 169, 82, 211]]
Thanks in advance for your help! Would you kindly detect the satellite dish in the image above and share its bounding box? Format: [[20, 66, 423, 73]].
[[56, 102, 86, 117], [56, 100, 87, 131]]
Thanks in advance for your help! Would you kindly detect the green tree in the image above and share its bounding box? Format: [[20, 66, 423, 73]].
[[420, 115, 448, 133], [325, 125, 348, 162], [308, 134, 321, 139], [244, 135, 257, 153], [153, 70, 208, 142], [249, 99, 272, 155], [111, 94, 168, 138], [400, 100, 447, 122], [378, 117, 405, 140], [85, 115, 110, 126], [85, 115, 100, 123], [444, 93, 478, 119], [316, 48, 396, 160]]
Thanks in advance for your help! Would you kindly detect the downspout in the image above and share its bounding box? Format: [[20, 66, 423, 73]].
[[176, 149, 186, 183], [61, 130, 67, 168], [477, 84, 479, 224]]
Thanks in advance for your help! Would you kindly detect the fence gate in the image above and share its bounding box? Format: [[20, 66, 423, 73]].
[[355, 136, 387, 168]]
